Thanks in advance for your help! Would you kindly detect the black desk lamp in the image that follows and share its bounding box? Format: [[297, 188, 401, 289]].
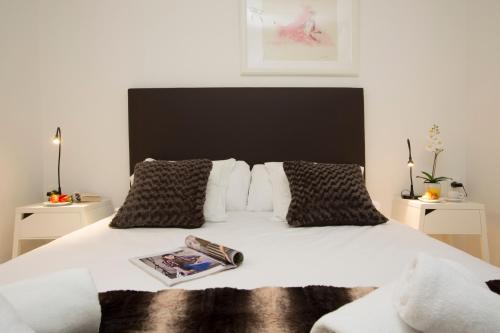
[[406, 138, 416, 199], [52, 127, 62, 195]]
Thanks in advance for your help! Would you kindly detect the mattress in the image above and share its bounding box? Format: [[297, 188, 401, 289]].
[[0, 212, 498, 292]]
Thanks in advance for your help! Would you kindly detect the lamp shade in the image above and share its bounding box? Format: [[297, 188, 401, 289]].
[[52, 127, 61, 145]]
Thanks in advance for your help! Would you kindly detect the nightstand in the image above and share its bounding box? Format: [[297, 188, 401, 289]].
[[12, 200, 113, 258], [391, 198, 489, 262]]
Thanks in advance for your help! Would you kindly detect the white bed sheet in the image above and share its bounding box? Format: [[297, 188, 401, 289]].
[[0, 212, 498, 292]]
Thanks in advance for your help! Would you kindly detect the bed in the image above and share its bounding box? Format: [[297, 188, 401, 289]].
[[0, 88, 498, 332], [0, 212, 498, 292]]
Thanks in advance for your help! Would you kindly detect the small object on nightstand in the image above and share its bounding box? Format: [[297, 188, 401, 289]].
[[74, 193, 102, 203], [12, 200, 113, 258], [46, 191, 73, 205], [391, 198, 490, 262], [446, 181, 467, 202]]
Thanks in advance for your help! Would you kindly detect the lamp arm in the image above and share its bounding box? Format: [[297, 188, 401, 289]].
[[56, 127, 62, 194], [407, 138, 412, 160]]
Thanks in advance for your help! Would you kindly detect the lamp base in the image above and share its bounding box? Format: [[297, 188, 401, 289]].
[[401, 194, 420, 200]]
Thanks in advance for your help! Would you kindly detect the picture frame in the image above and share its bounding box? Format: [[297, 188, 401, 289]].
[[240, 0, 359, 76]]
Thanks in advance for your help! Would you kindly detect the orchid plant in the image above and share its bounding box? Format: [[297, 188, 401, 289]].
[[416, 124, 450, 184]]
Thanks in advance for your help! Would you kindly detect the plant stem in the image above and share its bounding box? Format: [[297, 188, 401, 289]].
[[432, 153, 438, 178]]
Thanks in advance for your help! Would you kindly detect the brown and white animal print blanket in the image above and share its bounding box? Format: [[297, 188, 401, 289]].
[[99, 285, 374, 333], [99, 281, 500, 333]]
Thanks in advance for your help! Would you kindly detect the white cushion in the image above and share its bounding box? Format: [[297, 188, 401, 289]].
[[0, 295, 35, 333], [265, 162, 291, 222], [226, 161, 251, 211], [393, 253, 500, 333], [311, 283, 417, 333], [0, 268, 100, 333], [204, 158, 236, 221], [246, 164, 273, 212]]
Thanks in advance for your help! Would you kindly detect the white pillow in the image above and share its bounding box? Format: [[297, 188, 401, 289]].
[[204, 158, 236, 221], [226, 161, 251, 211], [246, 164, 273, 212], [265, 162, 291, 222]]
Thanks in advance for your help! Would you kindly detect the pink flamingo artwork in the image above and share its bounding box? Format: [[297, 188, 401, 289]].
[[277, 6, 333, 46]]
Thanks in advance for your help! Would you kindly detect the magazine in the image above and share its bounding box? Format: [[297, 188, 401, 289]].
[[130, 235, 244, 286]]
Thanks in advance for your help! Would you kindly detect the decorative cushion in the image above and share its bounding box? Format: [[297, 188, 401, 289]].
[[284, 161, 387, 227], [110, 159, 212, 228]]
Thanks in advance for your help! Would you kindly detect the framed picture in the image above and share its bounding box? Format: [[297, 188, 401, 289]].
[[240, 0, 359, 76]]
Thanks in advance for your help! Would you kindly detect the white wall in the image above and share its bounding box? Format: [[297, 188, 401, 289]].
[[4, 0, 497, 266], [0, 0, 42, 262], [467, 0, 500, 266], [38, 0, 469, 218]]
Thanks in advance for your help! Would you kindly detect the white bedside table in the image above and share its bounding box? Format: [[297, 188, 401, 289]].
[[391, 198, 490, 262], [12, 200, 113, 258]]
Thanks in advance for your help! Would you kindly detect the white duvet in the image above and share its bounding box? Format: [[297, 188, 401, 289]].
[[0, 212, 498, 292]]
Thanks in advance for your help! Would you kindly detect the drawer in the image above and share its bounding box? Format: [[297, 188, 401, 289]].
[[18, 213, 82, 238], [423, 209, 481, 235]]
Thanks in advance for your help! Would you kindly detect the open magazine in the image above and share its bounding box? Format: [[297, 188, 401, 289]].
[[130, 235, 244, 286]]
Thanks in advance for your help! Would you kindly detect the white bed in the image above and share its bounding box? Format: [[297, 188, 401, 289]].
[[0, 212, 498, 292]]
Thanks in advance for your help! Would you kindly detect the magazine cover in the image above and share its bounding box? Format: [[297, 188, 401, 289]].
[[130, 236, 244, 286]]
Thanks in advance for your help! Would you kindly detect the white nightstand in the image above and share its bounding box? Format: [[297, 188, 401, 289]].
[[12, 200, 114, 258], [391, 198, 490, 262]]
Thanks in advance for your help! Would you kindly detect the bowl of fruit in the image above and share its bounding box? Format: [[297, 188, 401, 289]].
[[418, 183, 443, 203], [44, 191, 73, 206]]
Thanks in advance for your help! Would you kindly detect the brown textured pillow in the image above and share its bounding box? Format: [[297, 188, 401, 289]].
[[284, 161, 387, 227], [110, 159, 212, 229]]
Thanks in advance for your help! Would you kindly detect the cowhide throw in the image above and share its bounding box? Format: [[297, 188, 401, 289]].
[[487, 279, 500, 294], [110, 159, 212, 229], [284, 161, 387, 227], [99, 285, 375, 333]]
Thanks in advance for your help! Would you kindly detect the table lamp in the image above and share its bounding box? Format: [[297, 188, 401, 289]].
[[407, 138, 415, 198], [400, 138, 418, 199], [52, 127, 62, 195]]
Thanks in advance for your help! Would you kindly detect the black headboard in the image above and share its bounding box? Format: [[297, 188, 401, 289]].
[[128, 87, 364, 174]]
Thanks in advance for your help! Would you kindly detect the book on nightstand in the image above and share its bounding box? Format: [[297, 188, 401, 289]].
[[74, 193, 102, 203]]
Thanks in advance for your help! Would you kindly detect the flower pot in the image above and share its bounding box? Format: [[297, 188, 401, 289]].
[[424, 182, 442, 200]]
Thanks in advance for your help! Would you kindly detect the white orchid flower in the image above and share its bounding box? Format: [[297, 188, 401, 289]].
[[421, 124, 447, 181], [425, 144, 434, 152]]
